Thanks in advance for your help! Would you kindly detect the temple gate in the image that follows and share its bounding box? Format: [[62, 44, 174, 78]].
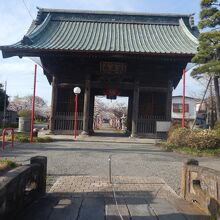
[[0, 8, 198, 137]]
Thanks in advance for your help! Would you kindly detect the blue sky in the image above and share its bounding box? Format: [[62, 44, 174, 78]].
[[0, 0, 203, 104]]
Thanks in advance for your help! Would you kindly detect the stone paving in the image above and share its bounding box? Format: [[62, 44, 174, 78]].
[[39, 130, 157, 144], [49, 176, 176, 199], [17, 175, 209, 220]]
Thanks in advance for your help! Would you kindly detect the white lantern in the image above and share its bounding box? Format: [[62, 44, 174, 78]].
[[73, 87, 81, 95]]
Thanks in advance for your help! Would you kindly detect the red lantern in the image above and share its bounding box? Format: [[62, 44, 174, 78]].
[[104, 88, 120, 99]]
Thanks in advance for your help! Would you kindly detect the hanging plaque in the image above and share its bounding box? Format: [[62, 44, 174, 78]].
[[100, 62, 126, 75]]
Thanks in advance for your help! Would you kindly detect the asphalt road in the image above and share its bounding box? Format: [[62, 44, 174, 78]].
[[1, 140, 220, 195]]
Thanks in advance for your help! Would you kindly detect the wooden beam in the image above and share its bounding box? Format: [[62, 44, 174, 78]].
[[57, 83, 84, 88], [139, 86, 167, 92], [91, 81, 134, 90]]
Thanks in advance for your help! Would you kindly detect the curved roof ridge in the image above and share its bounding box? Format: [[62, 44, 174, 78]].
[[28, 14, 51, 39], [20, 13, 52, 46], [179, 18, 198, 45], [37, 7, 191, 18]]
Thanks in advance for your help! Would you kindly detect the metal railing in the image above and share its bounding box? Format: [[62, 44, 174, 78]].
[[2, 128, 14, 150]]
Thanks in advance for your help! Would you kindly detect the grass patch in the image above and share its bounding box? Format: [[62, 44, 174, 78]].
[[0, 158, 17, 173], [163, 144, 220, 157], [6, 132, 53, 143]]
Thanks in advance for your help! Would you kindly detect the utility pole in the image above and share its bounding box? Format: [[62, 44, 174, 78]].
[[182, 69, 186, 128], [30, 65, 37, 143], [3, 81, 7, 128]]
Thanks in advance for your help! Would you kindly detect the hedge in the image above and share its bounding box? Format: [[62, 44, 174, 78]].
[[167, 127, 220, 150]]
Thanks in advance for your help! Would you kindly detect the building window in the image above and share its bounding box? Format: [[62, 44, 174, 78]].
[[173, 103, 189, 113]]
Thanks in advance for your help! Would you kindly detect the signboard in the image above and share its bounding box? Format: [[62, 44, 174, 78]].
[[156, 121, 171, 132], [100, 62, 126, 75]]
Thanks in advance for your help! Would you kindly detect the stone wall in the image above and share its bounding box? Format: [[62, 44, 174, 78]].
[[181, 159, 220, 218], [0, 156, 47, 219]]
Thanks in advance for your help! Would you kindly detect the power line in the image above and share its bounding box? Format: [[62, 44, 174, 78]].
[[22, 0, 34, 19]]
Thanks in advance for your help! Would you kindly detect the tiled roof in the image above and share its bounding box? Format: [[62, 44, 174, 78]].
[[0, 8, 198, 57]]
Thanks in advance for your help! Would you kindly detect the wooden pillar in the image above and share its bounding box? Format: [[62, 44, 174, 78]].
[[127, 95, 133, 132], [81, 77, 91, 135], [49, 76, 57, 132], [131, 81, 139, 137], [166, 80, 173, 121], [89, 93, 95, 135]]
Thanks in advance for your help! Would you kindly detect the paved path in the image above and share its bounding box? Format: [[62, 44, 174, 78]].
[[1, 139, 220, 194], [1, 128, 217, 219], [17, 176, 208, 220]]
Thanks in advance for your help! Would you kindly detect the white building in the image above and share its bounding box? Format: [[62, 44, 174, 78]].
[[172, 96, 198, 120]]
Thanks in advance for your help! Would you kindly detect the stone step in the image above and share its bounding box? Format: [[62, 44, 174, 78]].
[[18, 196, 209, 220], [16, 176, 210, 220]]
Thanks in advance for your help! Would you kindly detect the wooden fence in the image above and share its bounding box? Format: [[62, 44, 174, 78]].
[[53, 113, 166, 135], [137, 115, 166, 134], [54, 112, 83, 134], [0, 110, 18, 125]]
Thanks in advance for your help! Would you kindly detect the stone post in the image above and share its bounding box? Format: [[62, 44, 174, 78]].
[[81, 77, 91, 135], [49, 76, 57, 132], [131, 81, 139, 138], [181, 159, 199, 199], [30, 156, 47, 195]]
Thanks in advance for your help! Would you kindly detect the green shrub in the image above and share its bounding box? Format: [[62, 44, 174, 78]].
[[168, 122, 190, 139], [168, 123, 182, 139], [18, 136, 30, 142], [167, 127, 191, 147], [214, 122, 220, 130], [167, 127, 220, 150], [6, 132, 53, 143], [214, 122, 220, 137], [18, 109, 32, 117], [187, 129, 220, 150]]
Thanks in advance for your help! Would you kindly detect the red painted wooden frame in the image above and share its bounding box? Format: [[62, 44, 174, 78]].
[[2, 128, 14, 150]]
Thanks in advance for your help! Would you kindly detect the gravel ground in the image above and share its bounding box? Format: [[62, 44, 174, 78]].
[[1, 141, 220, 194]]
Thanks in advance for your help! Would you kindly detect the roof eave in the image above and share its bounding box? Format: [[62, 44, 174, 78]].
[[1, 47, 196, 59]]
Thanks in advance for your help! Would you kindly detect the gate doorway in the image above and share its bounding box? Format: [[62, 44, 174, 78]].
[[92, 96, 129, 138]]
